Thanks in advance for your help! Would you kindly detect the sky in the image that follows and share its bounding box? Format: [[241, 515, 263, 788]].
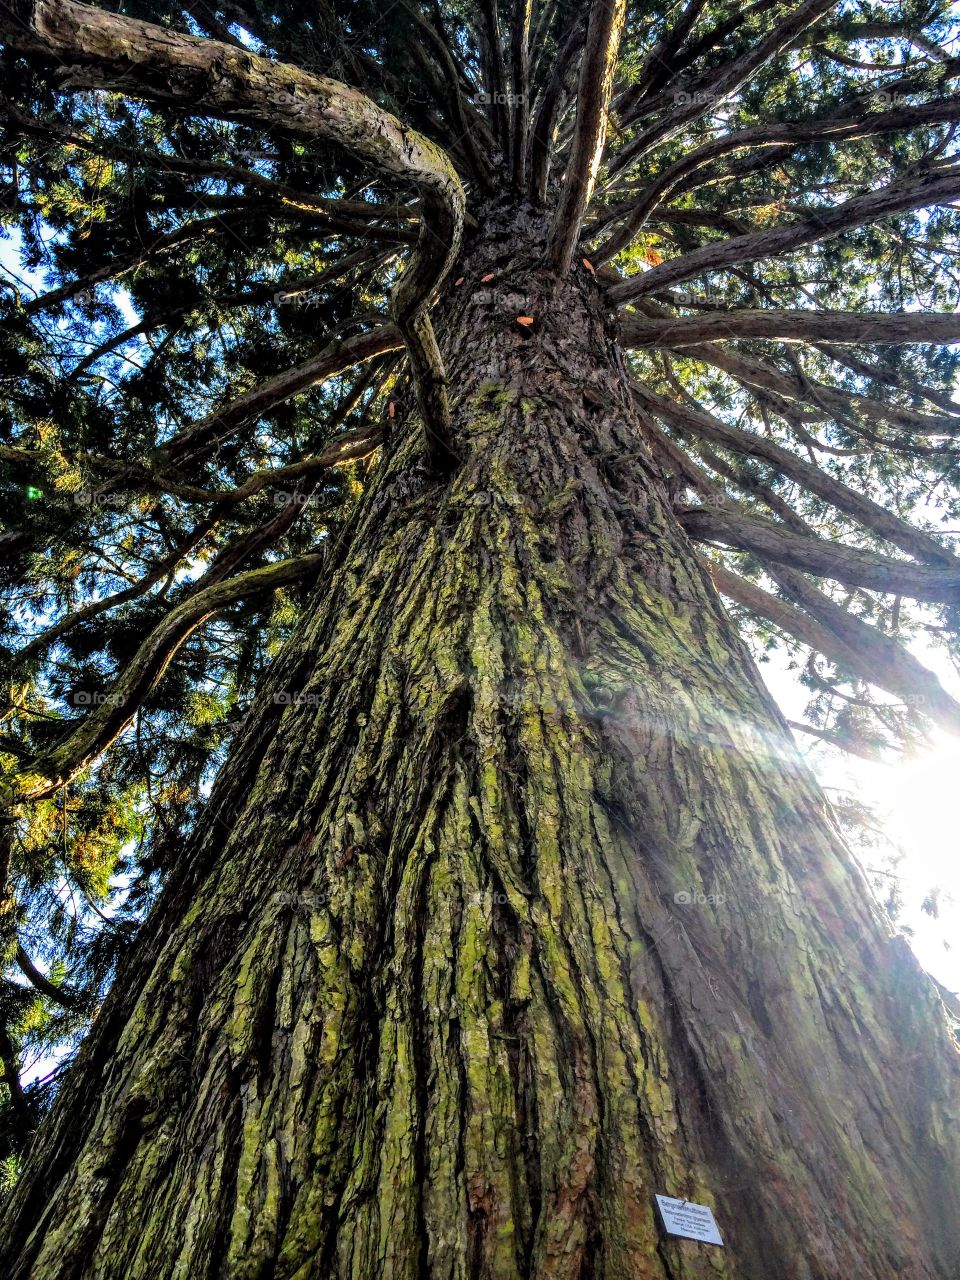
[[761, 645, 960, 992]]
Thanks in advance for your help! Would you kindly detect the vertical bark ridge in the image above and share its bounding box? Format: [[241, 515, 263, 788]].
[[2, 204, 958, 1280]]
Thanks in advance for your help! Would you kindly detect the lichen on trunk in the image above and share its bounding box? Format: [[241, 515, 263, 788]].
[[3, 203, 959, 1280]]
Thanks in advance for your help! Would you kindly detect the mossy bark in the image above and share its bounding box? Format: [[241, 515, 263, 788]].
[[3, 205, 959, 1279]]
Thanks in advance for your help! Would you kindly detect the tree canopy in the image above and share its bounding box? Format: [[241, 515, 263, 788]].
[[2, 0, 960, 1183]]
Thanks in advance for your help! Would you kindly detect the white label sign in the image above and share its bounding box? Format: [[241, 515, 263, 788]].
[[655, 1195, 724, 1247]]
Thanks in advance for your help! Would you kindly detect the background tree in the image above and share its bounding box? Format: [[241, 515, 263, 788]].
[[1, 0, 960, 1275]]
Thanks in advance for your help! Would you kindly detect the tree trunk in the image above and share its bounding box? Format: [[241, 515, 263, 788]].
[[3, 203, 959, 1279]]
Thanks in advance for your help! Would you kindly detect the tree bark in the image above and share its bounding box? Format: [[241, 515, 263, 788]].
[[2, 204, 959, 1280]]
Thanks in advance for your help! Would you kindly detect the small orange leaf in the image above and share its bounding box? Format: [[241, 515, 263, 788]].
[[516, 315, 535, 327], [582, 257, 595, 274], [388, 400, 396, 419], [454, 276, 465, 286], [481, 272, 495, 282]]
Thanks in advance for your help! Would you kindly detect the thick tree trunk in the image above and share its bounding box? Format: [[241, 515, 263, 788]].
[[3, 204, 959, 1279]]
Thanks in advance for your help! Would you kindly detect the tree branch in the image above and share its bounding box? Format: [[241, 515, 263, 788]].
[[1, 0, 465, 471], [4, 552, 325, 804], [622, 307, 960, 348], [632, 382, 958, 564], [14, 945, 83, 1011], [597, 95, 960, 263], [707, 560, 960, 733], [545, 0, 627, 274], [606, 0, 840, 175], [610, 163, 960, 303], [681, 505, 960, 603]]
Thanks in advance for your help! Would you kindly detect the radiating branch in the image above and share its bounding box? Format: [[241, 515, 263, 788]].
[[609, 163, 960, 303], [622, 307, 960, 348], [1, 0, 465, 472], [632, 382, 958, 565], [4, 553, 326, 804], [682, 505, 960, 603], [707, 561, 960, 733], [545, 0, 627, 274], [596, 96, 960, 264]]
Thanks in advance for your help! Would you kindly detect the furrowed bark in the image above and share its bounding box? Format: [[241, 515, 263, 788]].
[[3, 204, 959, 1280], [1, 0, 464, 470]]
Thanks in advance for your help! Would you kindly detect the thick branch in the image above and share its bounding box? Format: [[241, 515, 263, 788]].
[[623, 307, 960, 348], [597, 96, 960, 262], [610, 164, 960, 303], [14, 946, 83, 1011], [632, 382, 957, 565], [545, 0, 627, 274], [607, 0, 840, 175], [682, 505, 960, 603], [707, 560, 960, 732], [2, 0, 464, 470], [4, 553, 325, 804]]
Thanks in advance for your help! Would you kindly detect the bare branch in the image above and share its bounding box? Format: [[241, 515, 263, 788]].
[[607, 0, 840, 175], [622, 307, 960, 348], [708, 561, 960, 733], [4, 552, 325, 803], [14, 945, 83, 1010], [545, 0, 627, 274], [682, 505, 960, 602], [632, 382, 958, 565], [609, 163, 960, 303], [597, 97, 960, 263]]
